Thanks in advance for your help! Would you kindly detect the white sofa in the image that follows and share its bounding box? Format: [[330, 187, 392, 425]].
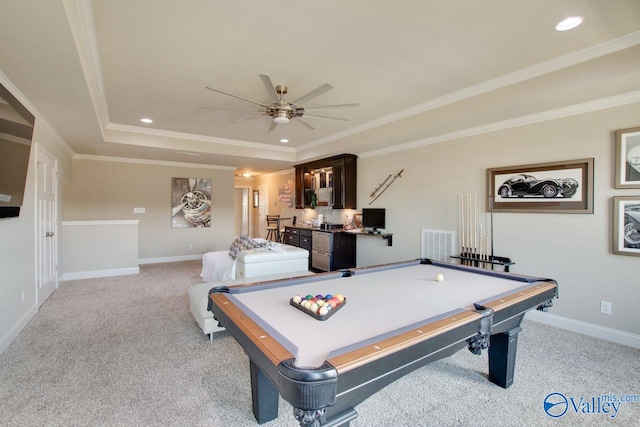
[[200, 240, 309, 282], [190, 244, 311, 340]]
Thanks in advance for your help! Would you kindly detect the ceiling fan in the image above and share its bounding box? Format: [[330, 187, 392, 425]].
[[204, 74, 359, 131]]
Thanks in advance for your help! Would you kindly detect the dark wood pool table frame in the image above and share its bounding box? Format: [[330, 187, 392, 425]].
[[208, 259, 558, 426]]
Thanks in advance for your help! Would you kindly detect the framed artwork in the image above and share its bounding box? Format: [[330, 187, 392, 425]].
[[278, 181, 294, 208], [614, 126, 640, 189], [352, 213, 363, 229], [613, 196, 640, 257], [171, 177, 212, 228], [486, 158, 594, 214]]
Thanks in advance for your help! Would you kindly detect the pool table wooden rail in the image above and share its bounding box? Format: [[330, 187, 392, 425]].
[[328, 310, 479, 373], [210, 293, 294, 366]]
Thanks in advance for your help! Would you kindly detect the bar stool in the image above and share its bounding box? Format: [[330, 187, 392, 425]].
[[266, 215, 279, 241]]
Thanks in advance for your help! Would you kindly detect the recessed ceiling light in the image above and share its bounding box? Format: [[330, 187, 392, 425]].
[[280, 138, 289, 143], [242, 172, 251, 178], [140, 117, 153, 123], [556, 16, 584, 31]]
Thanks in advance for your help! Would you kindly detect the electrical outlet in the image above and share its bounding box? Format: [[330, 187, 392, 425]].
[[187, 244, 193, 251], [600, 301, 612, 316]]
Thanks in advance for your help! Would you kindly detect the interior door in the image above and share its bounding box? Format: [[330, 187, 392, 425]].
[[234, 187, 249, 237], [258, 185, 268, 239], [36, 147, 57, 306]]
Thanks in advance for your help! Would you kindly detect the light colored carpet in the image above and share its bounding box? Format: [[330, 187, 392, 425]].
[[0, 261, 638, 426]]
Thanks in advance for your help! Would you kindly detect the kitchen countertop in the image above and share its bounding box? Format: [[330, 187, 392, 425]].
[[285, 224, 393, 245], [285, 224, 347, 233]]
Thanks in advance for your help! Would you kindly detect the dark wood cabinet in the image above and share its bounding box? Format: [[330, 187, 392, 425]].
[[285, 227, 313, 268], [286, 226, 356, 272], [294, 154, 357, 209]]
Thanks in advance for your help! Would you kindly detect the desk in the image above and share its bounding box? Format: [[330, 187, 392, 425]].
[[209, 259, 557, 426]]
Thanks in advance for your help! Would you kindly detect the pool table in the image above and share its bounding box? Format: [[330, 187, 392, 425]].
[[208, 259, 557, 426]]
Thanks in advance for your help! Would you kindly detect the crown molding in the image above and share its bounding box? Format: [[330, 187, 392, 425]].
[[359, 90, 640, 158], [74, 153, 237, 170], [63, 0, 109, 134], [104, 123, 296, 153], [302, 30, 640, 153]]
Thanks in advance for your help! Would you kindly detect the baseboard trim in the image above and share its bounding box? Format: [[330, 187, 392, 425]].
[[139, 254, 202, 264], [62, 267, 140, 281], [0, 303, 38, 356], [525, 310, 640, 349]]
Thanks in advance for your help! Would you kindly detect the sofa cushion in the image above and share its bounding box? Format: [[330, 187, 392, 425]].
[[228, 235, 267, 259]]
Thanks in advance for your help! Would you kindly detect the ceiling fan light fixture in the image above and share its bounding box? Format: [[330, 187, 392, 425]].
[[273, 110, 290, 124]]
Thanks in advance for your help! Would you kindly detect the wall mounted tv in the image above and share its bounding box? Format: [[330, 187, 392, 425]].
[[362, 208, 385, 233], [0, 82, 35, 218]]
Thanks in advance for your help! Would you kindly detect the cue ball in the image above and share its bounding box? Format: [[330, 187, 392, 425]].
[[435, 273, 444, 282]]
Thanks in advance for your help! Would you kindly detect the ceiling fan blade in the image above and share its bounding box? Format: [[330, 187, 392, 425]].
[[303, 112, 348, 121], [202, 106, 265, 112], [231, 115, 265, 124], [291, 83, 334, 106], [303, 103, 360, 109], [260, 74, 280, 103], [294, 117, 315, 130], [267, 120, 278, 132], [205, 86, 270, 108]]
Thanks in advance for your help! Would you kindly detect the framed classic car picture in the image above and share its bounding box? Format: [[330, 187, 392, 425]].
[[613, 196, 640, 257], [486, 158, 594, 214], [614, 127, 640, 189]]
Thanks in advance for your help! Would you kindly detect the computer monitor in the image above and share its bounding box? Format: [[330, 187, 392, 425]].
[[362, 208, 385, 233]]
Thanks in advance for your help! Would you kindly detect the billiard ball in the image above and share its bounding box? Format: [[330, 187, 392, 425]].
[[318, 306, 328, 316], [293, 295, 302, 304], [309, 303, 319, 313], [335, 294, 345, 303], [435, 273, 444, 282]]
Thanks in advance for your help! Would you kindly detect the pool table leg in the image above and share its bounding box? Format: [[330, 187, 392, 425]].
[[488, 326, 522, 388], [249, 360, 279, 423]]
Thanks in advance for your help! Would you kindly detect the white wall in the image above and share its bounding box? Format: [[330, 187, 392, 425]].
[[63, 159, 236, 263], [0, 118, 72, 355], [356, 103, 640, 336], [61, 220, 140, 279]]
